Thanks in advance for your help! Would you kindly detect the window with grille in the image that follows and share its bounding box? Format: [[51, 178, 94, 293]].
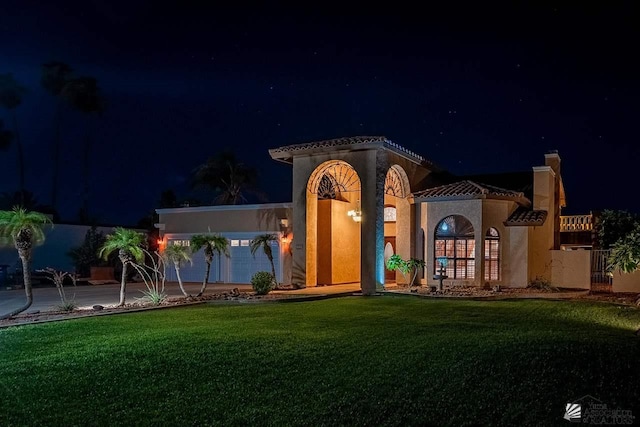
[[434, 215, 475, 279], [484, 227, 500, 281], [384, 206, 397, 222]]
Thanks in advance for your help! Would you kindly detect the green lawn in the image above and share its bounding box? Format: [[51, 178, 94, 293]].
[[0, 297, 639, 426]]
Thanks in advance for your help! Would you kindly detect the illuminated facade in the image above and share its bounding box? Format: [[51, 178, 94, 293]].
[[157, 136, 567, 294]]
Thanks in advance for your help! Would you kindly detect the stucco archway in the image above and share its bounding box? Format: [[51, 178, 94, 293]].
[[306, 160, 362, 286], [383, 165, 412, 283]]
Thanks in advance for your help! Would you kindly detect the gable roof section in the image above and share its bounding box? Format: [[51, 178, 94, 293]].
[[459, 171, 534, 201], [413, 180, 531, 207], [504, 206, 548, 226], [269, 135, 433, 167]]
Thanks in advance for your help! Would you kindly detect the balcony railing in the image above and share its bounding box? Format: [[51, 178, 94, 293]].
[[560, 214, 593, 232]]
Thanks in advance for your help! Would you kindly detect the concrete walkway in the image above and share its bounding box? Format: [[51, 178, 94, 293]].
[[0, 282, 253, 313], [0, 282, 363, 314], [272, 283, 361, 295]]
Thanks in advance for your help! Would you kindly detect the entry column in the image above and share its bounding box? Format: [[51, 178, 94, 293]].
[[359, 150, 387, 295]]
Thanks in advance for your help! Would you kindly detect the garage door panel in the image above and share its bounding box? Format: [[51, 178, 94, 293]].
[[166, 253, 221, 283], [230, 242, 280, 284]]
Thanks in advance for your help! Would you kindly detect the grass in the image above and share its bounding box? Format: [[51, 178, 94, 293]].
[[0, 297, 639, 426]]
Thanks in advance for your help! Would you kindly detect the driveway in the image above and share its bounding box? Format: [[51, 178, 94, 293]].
[[0, 282, 253, 314]]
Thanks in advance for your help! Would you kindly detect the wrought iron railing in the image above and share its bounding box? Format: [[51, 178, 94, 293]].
[[560, 214, 593, 232]]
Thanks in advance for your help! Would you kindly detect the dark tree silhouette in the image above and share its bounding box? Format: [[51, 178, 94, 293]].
[[0, 190, 59, 222], [0, 119, 13, 151], [192, 151, 259, 205], [0, 73, 27, 205], [41, 61, 73, 210], [61, 76, 105, 220]]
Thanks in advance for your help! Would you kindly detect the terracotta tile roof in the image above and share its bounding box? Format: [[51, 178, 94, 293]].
[[413, 180, 530, 205], [460, 171, 534, 201], [269, 136, 429, 165], [271, 136, 389, 153], [504, 207, 548, 226]]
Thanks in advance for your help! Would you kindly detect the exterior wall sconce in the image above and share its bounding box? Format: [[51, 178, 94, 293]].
[[347, 200, 362, 222], [279, 218, 291, 243]]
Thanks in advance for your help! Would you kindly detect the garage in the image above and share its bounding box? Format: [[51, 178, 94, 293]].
[[165, 233, 281, 284]]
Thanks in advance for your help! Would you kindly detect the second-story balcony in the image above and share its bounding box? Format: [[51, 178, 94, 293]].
[[560, 214, 593, 232]]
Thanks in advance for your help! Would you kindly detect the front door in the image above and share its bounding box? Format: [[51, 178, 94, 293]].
[[384, 237, 396, 283]]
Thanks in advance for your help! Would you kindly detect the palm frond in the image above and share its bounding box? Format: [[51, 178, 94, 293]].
[[190, 233, 230, 258], [249, 234, 278, 257], [163, 244, 193, 266], [98, 227, 146, 261], [0, 207, 51, 246]]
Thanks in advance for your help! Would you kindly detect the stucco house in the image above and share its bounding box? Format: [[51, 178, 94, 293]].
[[156, 136, 582, 295]]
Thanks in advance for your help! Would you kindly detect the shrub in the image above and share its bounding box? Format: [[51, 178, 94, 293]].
[[251, 271, 274, 295], [527, 276, 557, 292], [139, 288, 167, 306], [38, 267, 76, 306], [57, 300, 77, 312], [129, 249, 168, 306], [386, 255, 425, 286]]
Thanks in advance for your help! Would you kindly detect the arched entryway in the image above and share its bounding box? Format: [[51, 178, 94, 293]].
[[383, 165, 411, 284], [306, 160, 362, 286]]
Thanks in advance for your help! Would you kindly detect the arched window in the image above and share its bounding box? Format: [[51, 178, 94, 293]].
[[434, 215, 475, 279], [484, 228, 500, 281]]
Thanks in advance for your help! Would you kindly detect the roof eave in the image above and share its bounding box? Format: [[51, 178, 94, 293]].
[[413, 194, 487, 203], [504, 219, 547, 227]]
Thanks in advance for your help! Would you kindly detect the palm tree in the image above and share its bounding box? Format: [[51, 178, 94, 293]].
[[0, 74, 27, 205], [0, 207, 51, 319], [162, 244, 192, 297], [0, 119, 12, 151], [61, 76, 105, 221], [250, 234, 279, 287], [98, 228, 145, 306], [190, 234, 229, 296], [192, 151, 259, 205], [41, 61, 73, 210]]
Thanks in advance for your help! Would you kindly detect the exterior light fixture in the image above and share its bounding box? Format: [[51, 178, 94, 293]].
[[279, 218, 291, 243], [347, 200, 362, 222]]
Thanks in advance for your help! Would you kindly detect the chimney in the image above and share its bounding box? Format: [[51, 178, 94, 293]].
[[544, 150, 561, 177]]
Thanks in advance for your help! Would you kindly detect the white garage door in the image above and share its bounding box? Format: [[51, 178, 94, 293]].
[[165, 250, 223, 283], [229, 239, 280, 284], [164, 235, 281, 284]]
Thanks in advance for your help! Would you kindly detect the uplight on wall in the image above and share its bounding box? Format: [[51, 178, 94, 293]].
[[347, 200, 362, 222], [279, 218, 291, 243]]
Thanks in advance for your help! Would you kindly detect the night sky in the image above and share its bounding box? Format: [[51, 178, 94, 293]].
[[1, 2, 638, 225]]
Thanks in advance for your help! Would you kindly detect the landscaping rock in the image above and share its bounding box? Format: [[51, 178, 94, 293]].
[[93, 305, 104, 311]]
